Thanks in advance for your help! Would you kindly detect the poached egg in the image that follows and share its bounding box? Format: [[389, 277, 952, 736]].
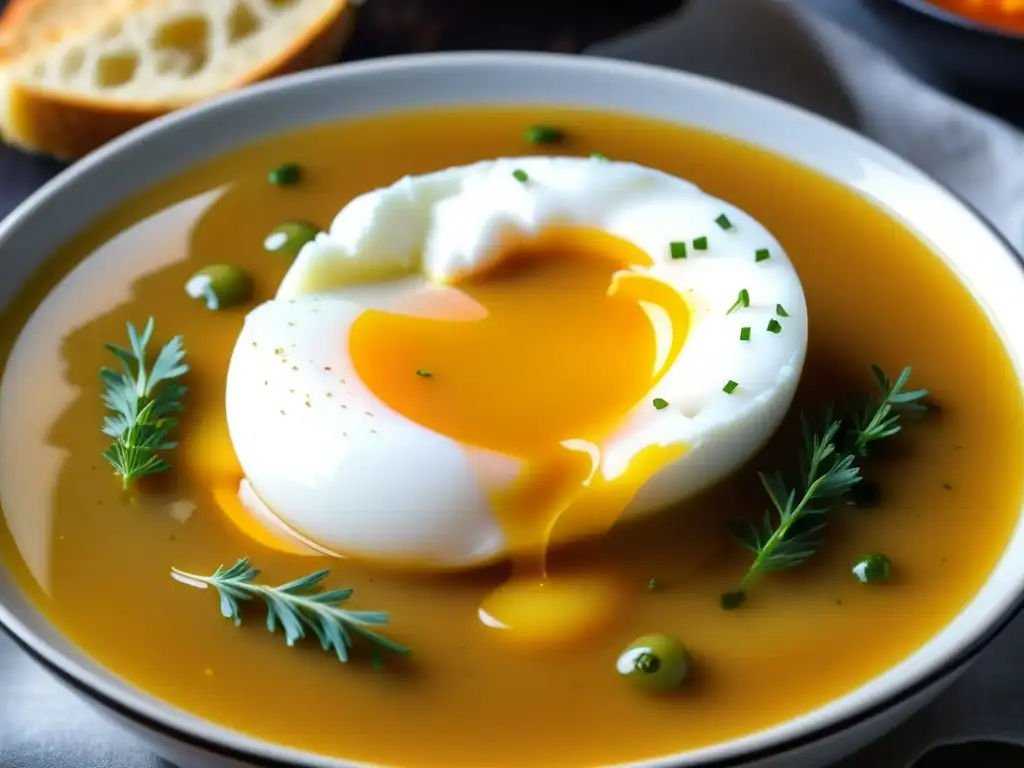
[[224, 156, 808, 571]]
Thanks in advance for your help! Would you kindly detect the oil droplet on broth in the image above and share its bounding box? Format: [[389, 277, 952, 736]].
[[348, 228, 690, 647]]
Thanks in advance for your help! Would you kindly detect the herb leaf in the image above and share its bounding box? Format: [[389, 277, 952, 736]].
[[100, 318, 188, 489], [524, 125, 564, 145], [723, 365, 928, 606], [730, 420, 861, 581], [847, 364, 930, 456], [172, 559, 410, 665], [727, 289, 750, 315]]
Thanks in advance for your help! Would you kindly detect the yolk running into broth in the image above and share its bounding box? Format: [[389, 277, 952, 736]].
[[348, 227, 690, 645]]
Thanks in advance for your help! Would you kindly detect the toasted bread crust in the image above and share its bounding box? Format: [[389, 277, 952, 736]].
[[1, 0, 353, 159], [234, 0, 354, 87], [3, 86, 156, 160]]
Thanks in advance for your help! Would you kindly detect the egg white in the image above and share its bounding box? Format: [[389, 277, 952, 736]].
[[227, 156, 808, 568]]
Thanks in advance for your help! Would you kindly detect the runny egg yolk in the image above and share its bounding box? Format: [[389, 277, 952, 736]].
[[348, 228, 690, 646]]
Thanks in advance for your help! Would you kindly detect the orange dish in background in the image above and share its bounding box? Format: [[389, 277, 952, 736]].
[[926, 0, 1024, 33]]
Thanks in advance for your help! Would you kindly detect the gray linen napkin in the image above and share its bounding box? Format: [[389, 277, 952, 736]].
[[588, 1, 1024, 765]]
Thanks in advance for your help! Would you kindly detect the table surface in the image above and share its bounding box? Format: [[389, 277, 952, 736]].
[[1, 1, 1023, 767]]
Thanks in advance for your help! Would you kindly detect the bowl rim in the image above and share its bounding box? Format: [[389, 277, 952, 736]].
[[885, 0, 1024, 43], [1, 49, 1023, 768]]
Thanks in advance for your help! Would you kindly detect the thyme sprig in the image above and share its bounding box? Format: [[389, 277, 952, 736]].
[[848, 365, 930, 456], [722, 365, 930, 608], [172, 559, 410, 666], [100, 318, 187, 489]]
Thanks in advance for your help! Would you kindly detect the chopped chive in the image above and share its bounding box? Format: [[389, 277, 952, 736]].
[[727, 288, 750, 314], [590, 152, 609, 161], [512, 169, 529, 183], [723, 380, 739, 394], [715, 213, 733, 231], [415, 369, 432, 378], [776, 303, 790, 317], [740, 326, 751, 341], [767, 318, 783, 334], [670, 241, 687, 260], [755, 248, 771, 262], [524, 125, 564, 145], [653, 398, 669, 410], [268, 162, 301, 186], [693, 236, 708, 251], [647, 577, 659, 591]]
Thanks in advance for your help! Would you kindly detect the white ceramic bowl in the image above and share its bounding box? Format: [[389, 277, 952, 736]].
[[1, 52, 1023, 768]]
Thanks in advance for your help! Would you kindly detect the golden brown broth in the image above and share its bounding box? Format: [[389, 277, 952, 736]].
[[0, 107, 1021, 768]]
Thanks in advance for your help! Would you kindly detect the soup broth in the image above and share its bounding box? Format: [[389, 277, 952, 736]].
[[0, 107, 1021, 768]]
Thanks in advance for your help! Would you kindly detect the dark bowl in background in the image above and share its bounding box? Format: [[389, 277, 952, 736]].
[[867, 0, 1024, 94]]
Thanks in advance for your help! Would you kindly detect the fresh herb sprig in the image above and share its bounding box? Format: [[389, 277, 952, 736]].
[[847, 365, 930, 456], [172, 559, 410, 666], [100, 318, 188, 489], [722, 365, 929, 608]]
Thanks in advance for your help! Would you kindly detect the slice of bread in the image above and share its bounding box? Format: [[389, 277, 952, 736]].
[[0, 0, 353, 159], [0, 0, 150, 64]]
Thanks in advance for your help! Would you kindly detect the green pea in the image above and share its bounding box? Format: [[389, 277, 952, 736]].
[[524, 125, 565, 145], [852, 553, 892, 584], [185, 264, 253, 311], [264, 221, 320, 259], [268, 162, 302, 186], [617, 633, 690, 693]]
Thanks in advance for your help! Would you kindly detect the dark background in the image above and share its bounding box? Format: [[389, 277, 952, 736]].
[[1, 0, 1023, 766]]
